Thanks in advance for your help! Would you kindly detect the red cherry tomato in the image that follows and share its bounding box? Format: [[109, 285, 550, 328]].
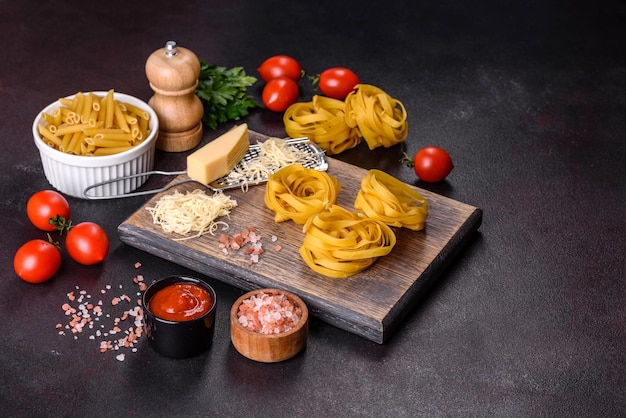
[[318, 67, 361, 100], [262, 77, 300, 112], [258, 55, 302, 82], [66, 222, 110, 265], [14, 239, 61, 283], [26, 190, 70, 231], [407, 146, 454, 182]]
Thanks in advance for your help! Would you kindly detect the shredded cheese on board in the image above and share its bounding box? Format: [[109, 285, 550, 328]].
[[146, 189, 237, 240]]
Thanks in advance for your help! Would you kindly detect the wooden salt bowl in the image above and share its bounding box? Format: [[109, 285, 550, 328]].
[[230, 288, 309, 363]]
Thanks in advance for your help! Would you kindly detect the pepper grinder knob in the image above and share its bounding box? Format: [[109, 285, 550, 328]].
[[145, 40, 204, 152]]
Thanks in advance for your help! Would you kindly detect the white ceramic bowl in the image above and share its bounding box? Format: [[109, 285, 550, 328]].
[[32, 91, 159, 199]]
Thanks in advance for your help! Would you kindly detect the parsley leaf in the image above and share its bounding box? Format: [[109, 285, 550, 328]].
[[195, 60, 259, 130]]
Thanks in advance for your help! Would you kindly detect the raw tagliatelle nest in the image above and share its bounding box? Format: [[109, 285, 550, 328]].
[[283, 95, 360, 155], [146, 189, 237, 240], [344, 84, 408, 150], [299, 205, 397, 279], [264, 163, 341, 224], [283, 84, 408, 155], [354, 169, 428, 230]]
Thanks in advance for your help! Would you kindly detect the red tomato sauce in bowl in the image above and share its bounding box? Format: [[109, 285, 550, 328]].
[[148, 283, 212, 322]]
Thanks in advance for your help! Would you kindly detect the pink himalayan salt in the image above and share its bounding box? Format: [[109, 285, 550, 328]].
[[237, 292, 302, 335]]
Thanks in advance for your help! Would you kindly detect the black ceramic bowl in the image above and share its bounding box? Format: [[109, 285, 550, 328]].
[[142, 276, 217, 359]]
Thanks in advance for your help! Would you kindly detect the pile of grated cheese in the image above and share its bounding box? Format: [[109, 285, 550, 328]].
[[226, 137, 316, 189], [146, 189, 237, 240]]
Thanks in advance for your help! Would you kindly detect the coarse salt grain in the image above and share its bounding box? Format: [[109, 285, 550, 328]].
[[55, 262, 147, 360], [219, 226, 280, 265], [236, 292, 302, 335]]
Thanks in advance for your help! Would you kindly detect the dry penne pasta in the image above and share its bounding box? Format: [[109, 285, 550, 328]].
[[60, 108, 80, 125], [114, 102, 130, 133], [52, 108, 63, 126], [54, 123, 91, 136], [122, 102, 150, 120], [37, 125, 62, 147], [104, 90, 115, 129], [66, 131, 83, 154], [58, 97, 75, 109], [123, 112, 138, 125], [87, 138, 131, 148], [81, 94, 93, 123], [88, 109, 99, 127], [138, 116, 149, 135], [42, 112, 56, 125], [130, 124, 141, 140], [93, 132, 134, 142], [36, 89, 152, 156], [73, 93, 86, 118], [93, 145, 134, 156], [82, 127, 119, 136], [59, 133, 73, 152]]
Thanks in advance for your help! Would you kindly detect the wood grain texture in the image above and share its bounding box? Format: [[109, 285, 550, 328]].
[[145, 44, 204, 151], [118, 132, 483, 343]]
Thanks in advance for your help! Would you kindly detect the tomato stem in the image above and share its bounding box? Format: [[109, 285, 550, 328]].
[[48, 215, 72, 235], [400, 151, 415, 168], [47, 233, 61, 250], [306, 73, 320, 90]]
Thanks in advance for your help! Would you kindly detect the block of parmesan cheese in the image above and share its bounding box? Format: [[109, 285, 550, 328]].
[[186, 124, 250, 185]]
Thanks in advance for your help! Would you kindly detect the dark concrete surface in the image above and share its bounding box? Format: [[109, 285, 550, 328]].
[[1, 0, 624, 416]]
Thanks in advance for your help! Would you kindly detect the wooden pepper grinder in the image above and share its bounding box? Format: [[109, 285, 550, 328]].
[[145, 41, 204, 152]]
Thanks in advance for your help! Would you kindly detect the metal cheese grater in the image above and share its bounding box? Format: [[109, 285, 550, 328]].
[[83, 138, 328, 199]]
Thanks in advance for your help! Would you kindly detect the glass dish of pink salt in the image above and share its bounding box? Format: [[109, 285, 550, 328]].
[[230, 288, 308, 363]]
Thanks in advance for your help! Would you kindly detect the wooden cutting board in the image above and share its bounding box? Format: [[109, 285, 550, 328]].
[[118, 132, 482, 343]]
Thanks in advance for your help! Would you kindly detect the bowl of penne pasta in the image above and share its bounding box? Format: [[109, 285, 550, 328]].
[[32, 90, 159, 199]]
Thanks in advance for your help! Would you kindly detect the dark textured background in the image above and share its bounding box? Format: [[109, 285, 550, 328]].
[[1, 1, 624, 416]]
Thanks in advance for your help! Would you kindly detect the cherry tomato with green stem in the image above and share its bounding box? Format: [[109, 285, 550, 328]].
[[318, 67, 361, 100], [66, 222, 110, 265], [258, 55, 302, 82], [14, 239, 61, 283], [402, 146, 454, 182], [26, 190, 70, 231], [262, 77, 300, 112]]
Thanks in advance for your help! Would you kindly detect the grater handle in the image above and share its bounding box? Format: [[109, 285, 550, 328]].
[[82, 170, 191, 200]]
